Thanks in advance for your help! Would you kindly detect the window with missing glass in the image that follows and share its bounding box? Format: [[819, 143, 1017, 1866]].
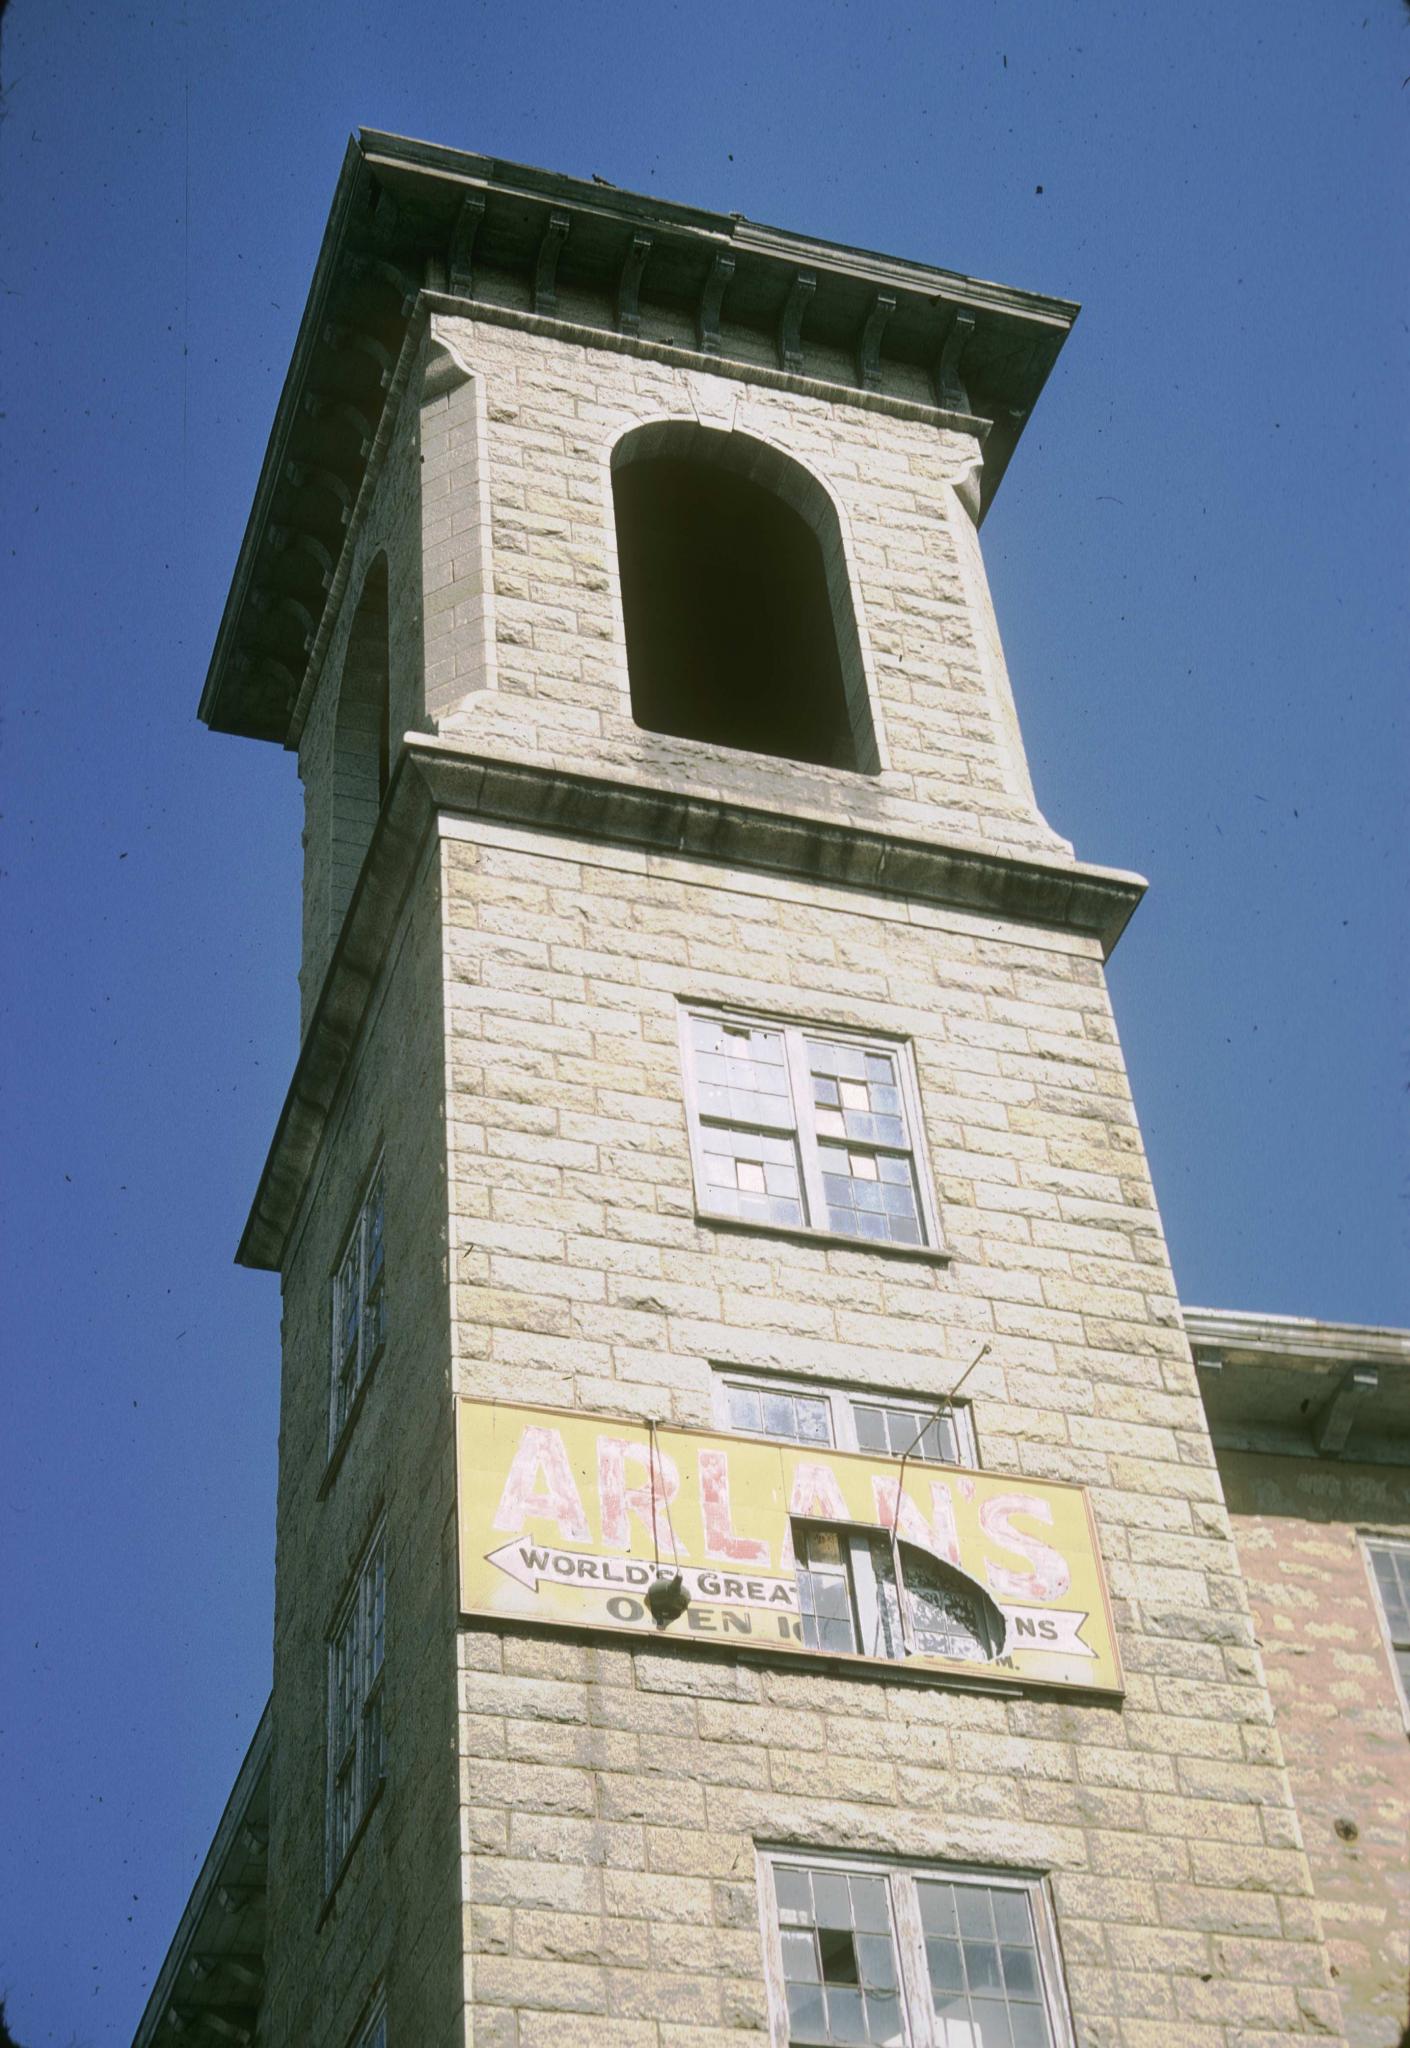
[[330, 1159, 386, 1451], [327, 1522, 386, 1884], [762, 1853, 1070, 2048], [713, 1370, 974, 1468], [1363, 1537, 1410, 1726], [680, 1010, 940, 1251], [791, 1520, 1003, 1669]]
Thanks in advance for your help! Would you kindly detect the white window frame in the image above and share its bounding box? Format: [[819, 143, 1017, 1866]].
[[1360, 1533, 1410, 1734], [326, 1520, 387, 1887], [678, 1005, 943, 1254], [330, 1156, 387, 1454], [349, 1992, 387, 2048], [757, 1847, 1074, 2048], [712, 1368, 977, 1469]]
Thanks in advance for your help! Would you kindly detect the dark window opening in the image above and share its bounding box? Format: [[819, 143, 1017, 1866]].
[[613, 451, 872, 771]]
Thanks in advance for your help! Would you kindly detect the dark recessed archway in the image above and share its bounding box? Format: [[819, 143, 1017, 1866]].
[[612, 426, 878, 774]]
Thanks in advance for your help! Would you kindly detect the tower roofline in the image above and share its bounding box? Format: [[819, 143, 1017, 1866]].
[[199, 130, 1079, 746]]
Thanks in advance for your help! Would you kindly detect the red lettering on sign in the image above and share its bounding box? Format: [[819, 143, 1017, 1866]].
[[597, 1436, 688, 1556], [871, 1475, 962, 1567], [979, 1492, 1070, 1602], [491, 1426, 591, 1542], [699, 1447, 770, 1566]]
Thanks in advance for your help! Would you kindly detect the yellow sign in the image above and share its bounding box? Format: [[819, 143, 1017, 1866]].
[[456, 1398, 1122, 1694]]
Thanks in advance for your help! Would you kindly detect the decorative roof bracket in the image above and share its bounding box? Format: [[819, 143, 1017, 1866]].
[[615, 231, 652, 337], [778, 269, 815, 374], [857, 290, 896, 391], [448, 194, 485, 297], [1312, 1364, 1379, 1456], [697, 250, 735, 355], [533, 210, 570, 315], [935, 308, 976, 412]]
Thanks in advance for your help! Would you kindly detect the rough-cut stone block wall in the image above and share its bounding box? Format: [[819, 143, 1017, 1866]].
[[420, 312, 1070, 863], [267, 843, 465, 2048], [442, 818, 1342, 2047], [1220, 1452, 1410, 2048]]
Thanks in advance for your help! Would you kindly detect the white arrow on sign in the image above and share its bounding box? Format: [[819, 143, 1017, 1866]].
[[999, 1605, 1095, 1658], [486, 1541, 799, 1611]]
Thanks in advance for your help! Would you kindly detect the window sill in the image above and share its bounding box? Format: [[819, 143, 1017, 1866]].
[[317, 1775, 385, 1927], [318, 1347, 385, 1501], [695, 1208, 950, 1266]]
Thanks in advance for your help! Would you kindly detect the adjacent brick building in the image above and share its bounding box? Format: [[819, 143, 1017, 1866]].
[[131, 135, 1408, 2048]]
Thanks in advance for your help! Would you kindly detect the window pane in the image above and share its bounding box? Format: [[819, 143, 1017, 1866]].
[[783, 1930, 821, 1981], [775, 1866, 814, 1921], [919, 1881, 1052, 2048], [764, 1391, 799, 1436], [818, 1144, 924, 1247], [848, 1877, 891, 1935], [956, 1889, 994, 1940], [865, 1992, 904, 2045], [1008, 2004, 1051, 2048], [698, 1125, 804, 1225], [695, 1018, 796, 1133], [927, 1937, 965, 1995], [969, 1999, 1012, 2048], [1368, 1543, 1410, 1644], [856, 1934, 898, 1990], [964, 1943, 1003, 1994], [810, 1869, 852, 1933], [919, 1884, 958, 1936], [787, 1981, 828, 2041], [1001, 1946, 1039, 1999], [727, 1385, 762, 1432], [853, 1405, 888, 1453], [797, 1396, 833, 1444], [825, 1987, 866, 2043], [990, 1891, 1033, 1944]]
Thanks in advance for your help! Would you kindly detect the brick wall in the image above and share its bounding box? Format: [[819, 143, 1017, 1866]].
[[1221, 1452, 1410, 2048]]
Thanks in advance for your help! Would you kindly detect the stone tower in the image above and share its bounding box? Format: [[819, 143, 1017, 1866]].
[[190, 134, 1345, 2048]]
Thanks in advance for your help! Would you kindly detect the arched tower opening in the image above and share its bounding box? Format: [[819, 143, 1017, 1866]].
[[330, 553, 391, 934], [611, 425, 878, 773]]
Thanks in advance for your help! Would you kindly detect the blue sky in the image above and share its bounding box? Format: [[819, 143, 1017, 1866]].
[[2, 1, 1405, 2039]]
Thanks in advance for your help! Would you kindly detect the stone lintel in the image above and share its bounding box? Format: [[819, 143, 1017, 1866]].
[[236, 741, 1146, 1271]]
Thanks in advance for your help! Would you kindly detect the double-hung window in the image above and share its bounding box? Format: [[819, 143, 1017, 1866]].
[[715, 1370, 974, 1468], [680, 1009, 940, 1250], [1363, 1537, 1410, 1727], [331, 1160, 386, 1448], [761, 1852, 1070, 2048], [327, 1523, 386, 1882]]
